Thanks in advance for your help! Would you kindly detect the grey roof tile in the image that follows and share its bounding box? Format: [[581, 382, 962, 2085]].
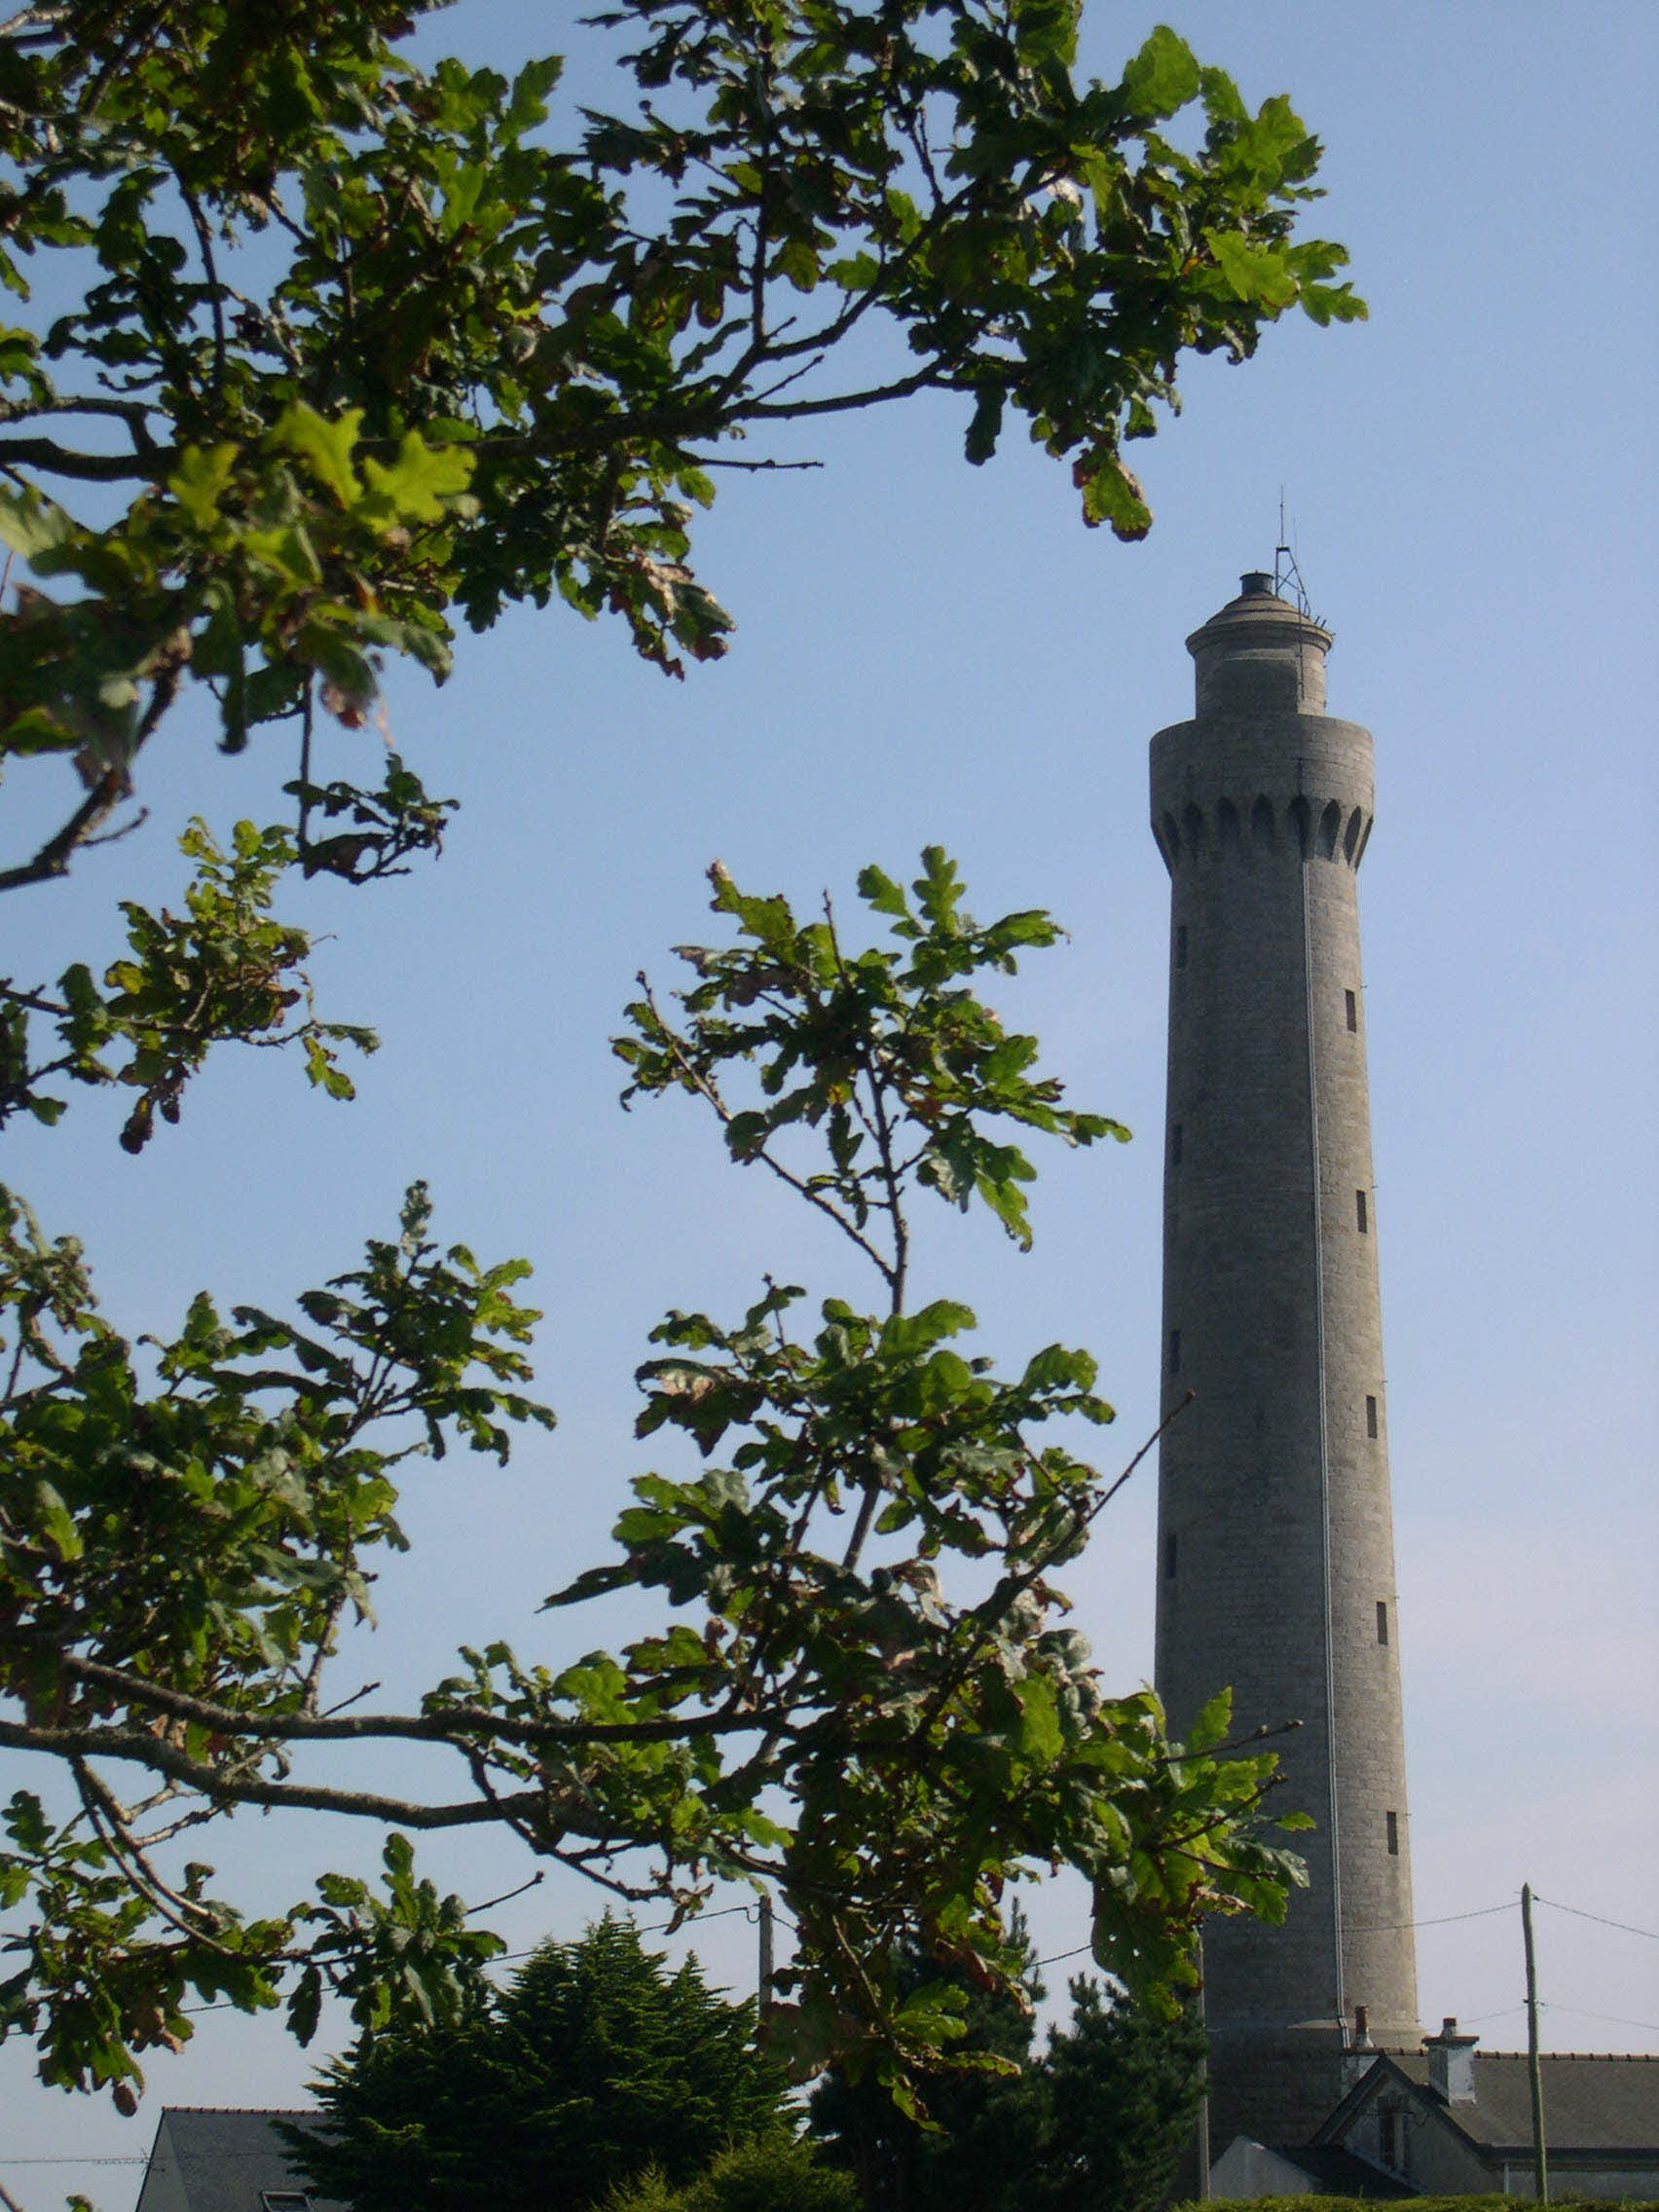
[[1385, 2050, 1659, 2154], [135, 2108, 345, 2212]]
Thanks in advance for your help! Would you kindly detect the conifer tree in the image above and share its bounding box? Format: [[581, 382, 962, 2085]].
[[606, 2135, 859, 2212], [809, 1912, 1046, 2211], [294, 1917, 788, 2212], [811, 1947, 1204, 2212], [1034, 1977, 1206, 2212]]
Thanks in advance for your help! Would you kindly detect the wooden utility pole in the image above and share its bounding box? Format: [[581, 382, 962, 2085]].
[[1522, 1882, 1549, 2202], [1195, 1932, 1211, 2199], [757, 1890, 774, 2017]]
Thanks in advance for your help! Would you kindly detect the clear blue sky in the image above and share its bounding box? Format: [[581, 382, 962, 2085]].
[[3, 4, 1656, 2201]]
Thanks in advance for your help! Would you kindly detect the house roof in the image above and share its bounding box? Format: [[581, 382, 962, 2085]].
[[135, 2108, 346, 2212], [1275, 2143, 1420, 2197], [1404, 2050, 1659, 2156], [1316, 2050, 1659, 2161]]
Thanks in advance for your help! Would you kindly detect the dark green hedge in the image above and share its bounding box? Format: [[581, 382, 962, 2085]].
[[1178, 2197, 1654, 2211]]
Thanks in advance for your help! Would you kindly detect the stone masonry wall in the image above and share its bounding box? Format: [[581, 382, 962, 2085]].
[[1148, 584, 1419, 2147]]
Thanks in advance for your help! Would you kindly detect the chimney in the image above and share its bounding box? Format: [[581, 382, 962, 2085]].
[[1341, 2004, 1378, 2090], [1424, 2015, 1480, 2103]]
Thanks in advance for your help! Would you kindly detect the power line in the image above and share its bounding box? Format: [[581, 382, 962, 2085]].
[[176, 1899, 764, 2015], [154, 1889, 1659, 2029], [1534, 1896, 1658, 1942], [1353, 1891, 1658, 1937], [1349, 1898, 1517, 1934], [1, 2148, 349, 2169], [1540, 2004, 1659, 2036], [1036, 1941, 1094, 1968], [0, 2154, 149, 2168], [489, 1897, 761, 1965], [765, 1905, 1103, 1980], [762, 1907, 1093, 1976]]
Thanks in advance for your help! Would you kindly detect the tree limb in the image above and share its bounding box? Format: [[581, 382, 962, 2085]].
[[0, 763, 140, 893], [0, 662, 180, 892], [0, 436, 160, 481], [48, 1651, 785, 1750], [0, 1714, 547, 1829]]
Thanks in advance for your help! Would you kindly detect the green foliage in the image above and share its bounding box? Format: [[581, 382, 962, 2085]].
[[0, 817, 378, 1149], [811, 1938, 1204, 2212], [294, 1916, 792, 2212], [0, 1177, 548, 2093], [1182, 2202, 1612, 2212], [608, 2134, 861, 2212], [1032, 1974, 1205, 2212], [581, 859, 1302, 2075], [0, 1, 1359, 893], [0, 0, 1349, 2120], [808, 1912, 1046, 2209], [616, 846, 1125, 1276], [0, 852, 1303, 2108]]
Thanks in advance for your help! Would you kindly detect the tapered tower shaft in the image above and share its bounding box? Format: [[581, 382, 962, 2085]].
[[1150, 574, 1419, 2148]]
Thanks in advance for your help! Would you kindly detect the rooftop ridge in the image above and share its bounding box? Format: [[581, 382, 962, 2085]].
[[1376, 2048, 1659, 2064], [162, 2103, 324, 2112]]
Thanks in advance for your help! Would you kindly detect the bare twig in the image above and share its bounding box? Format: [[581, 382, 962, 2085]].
[[464, 1868, 544, 1918], [633, 970, 895, 1289], [0, 657, 181, 892], [839, 1481, 882, 1574], [180, 185, 227, 398], [80, 804, 150, 851], [0, 764, 138, 894], [318, 1677, 381, 1718], [72, 1758, 234, 1947], [747, 363, 948, 420], [905, 1395, 1194, 1748], [687, 453, 824, 473]]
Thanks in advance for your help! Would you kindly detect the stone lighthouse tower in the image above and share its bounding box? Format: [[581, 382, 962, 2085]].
[[1150, 572, 1420, 2150]]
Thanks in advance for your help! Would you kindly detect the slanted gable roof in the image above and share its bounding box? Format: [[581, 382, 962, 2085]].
[[1317, 2050, 1659, 2161], [135, 2108, 345, 2212], [1399, 2050, 1659, 2156], [1278, 2142, 1420, 2197]]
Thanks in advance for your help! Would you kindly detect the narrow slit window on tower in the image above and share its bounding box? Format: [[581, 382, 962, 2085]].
[[1175, 923, 1188, 969], [1386, 1809, 1399, 1856], [1172, 1122, 1183, 1166], [1356, 1188, 1369, 1234], [1377, 1600, 1389, 1646], [1366, 1394, 1379, 1439], [1164, 1531, 1178, 1579], [1169, 1328, 1181, 1375], [1346, 988, 1358, 1032]]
